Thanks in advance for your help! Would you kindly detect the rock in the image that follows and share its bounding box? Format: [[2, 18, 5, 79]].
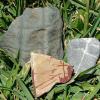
[[30, 52, 73, 97], [67, 38, 100, 74], [0, 7, 64, 65]]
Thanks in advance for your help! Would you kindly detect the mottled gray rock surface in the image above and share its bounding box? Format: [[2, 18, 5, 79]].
[[67, 38, 100, 74], [0, 7, 64, 65]]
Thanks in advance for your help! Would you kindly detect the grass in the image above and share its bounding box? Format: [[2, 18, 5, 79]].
[[0, 0, 100, 100]]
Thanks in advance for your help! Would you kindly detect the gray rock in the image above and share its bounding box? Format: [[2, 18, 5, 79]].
[[0, 7, 64, 65], [67, 38, 100, 74]]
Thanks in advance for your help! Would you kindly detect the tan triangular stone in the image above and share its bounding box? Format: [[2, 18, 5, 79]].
[[30, 52, 73, 97]]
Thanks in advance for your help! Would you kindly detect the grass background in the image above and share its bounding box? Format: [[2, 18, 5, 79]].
[[0, 0, 100, 100]]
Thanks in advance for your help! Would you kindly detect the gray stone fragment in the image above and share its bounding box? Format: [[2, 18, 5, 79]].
[[67, 38, 100, 74], [0, 7, 64, 65]]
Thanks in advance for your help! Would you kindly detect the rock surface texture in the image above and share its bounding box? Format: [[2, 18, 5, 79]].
[[67, 38, 100, 74], [31, 53, 73, 97], [0, 7, 63, 64]]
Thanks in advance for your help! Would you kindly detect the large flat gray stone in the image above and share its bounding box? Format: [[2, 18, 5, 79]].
[[0, 7, 64, 65]]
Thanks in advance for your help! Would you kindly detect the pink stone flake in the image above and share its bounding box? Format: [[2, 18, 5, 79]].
[[31, 53, 73, 97]]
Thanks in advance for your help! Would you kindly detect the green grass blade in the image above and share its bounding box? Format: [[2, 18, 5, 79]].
[[13, 90, 27, 100], [83, 0, 89, 35], [15, 0, 25, 16], [85, 83, 100, 100], [17, 78, 34, 100], [70, 0, 98, 16], [82, 12, 100, 37], [18, 62, 30, 80], [89, 12, 100, 37]]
